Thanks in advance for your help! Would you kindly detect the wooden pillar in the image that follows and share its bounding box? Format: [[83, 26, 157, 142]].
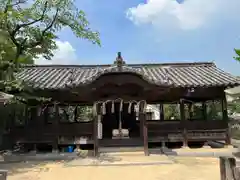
[[202, 101, 207, 120], [33, 143, 37, 153], [140, 118, 143, 138], [221, 93, 231, 145], [180, 99, 188, 147], [52, 104, 59, 153], [140, 112, 149, 156], [93, 104, 100, 157], [188, 103, 193, 120], [32, 105, 41, 153], [93, 115, 98, 156], [159, 104, 164, 120]]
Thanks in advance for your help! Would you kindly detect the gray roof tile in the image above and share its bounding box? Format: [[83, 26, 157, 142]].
[[16, 62, 239, 90]]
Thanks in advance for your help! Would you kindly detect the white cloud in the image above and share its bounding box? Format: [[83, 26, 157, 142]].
[[126, 0, 240, 30], [35, 40, 79, 65]]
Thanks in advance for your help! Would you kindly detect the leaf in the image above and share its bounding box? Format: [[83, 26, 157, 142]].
[[234, 48, 240, 62]]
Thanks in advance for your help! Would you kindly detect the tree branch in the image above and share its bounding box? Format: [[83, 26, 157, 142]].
[[28, 8, 59, 48], [11, 1, 48, 37], [4, 0, 26, 13], [3, 1, 19, 45]]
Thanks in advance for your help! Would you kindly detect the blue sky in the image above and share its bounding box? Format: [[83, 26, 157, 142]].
[[36, 0, 240, 75]]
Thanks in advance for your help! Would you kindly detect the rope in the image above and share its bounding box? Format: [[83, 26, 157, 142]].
[[128, 102, 132, 114], [111, 100, 115, 113]]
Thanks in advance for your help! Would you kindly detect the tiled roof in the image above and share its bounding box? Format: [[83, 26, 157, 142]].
[[16, 62, 239, 90]]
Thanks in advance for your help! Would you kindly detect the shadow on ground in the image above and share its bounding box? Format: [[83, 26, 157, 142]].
[[0, 161, 53, 175], [0, 153, 78, 176]]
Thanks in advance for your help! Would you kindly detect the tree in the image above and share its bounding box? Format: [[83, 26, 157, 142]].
[[0, 0, 100, 97]]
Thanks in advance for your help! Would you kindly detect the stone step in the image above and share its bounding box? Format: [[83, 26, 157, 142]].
[[65, 154, 173, 166], [99, 146, 144, 154], [100, 151, 145, 157], [163, 147, 238, 157]]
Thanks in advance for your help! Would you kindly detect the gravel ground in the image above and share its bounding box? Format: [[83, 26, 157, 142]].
[[1, 145, 238, 180], [4, 157, 221, 180]]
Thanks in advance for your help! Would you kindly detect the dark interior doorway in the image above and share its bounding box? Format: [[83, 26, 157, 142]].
[[102, 102, 140, 139]]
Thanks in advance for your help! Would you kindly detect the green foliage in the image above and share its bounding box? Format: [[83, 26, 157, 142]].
[[228, 101, 240, 114], [206, 100, 222, 120], [0, 0, 100, 101], [188, 103, 202, 120], [0, 0, 100, 62], [164, 104, 180, 120], [76, 106, 93, 122], [163, 101, 223, 120], [234, 48, 240, 61], [45, 105, 93, 123]]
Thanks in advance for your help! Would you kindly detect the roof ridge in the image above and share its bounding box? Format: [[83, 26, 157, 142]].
[[23, 62, 215, 68]]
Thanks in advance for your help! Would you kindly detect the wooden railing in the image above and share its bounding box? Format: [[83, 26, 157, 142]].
[[147, 120, 228, 142], [10, 122, 94, 143]]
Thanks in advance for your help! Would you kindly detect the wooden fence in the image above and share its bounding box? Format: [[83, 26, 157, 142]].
[[220, 157, 240, 180]]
